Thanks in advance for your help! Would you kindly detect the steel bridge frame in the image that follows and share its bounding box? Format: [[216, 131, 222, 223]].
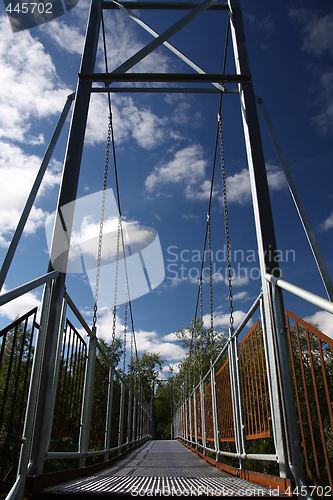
[[3, 0, 325, 498]]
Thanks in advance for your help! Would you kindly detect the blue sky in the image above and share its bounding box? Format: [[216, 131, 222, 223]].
[[0, 0, 332, 373]]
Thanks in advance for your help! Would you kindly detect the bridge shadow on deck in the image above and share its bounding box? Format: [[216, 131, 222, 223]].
[[26, 441, 282, 498]]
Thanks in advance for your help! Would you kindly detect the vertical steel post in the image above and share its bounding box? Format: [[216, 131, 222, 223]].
[[170, 379, 174, 440], [78, 327, 97, 467], [200, 380, 206, 454], [193, 387, 198, 448], [29, 0, 103, 475], [210, 364, 220, 460], [228, 330, 246, 469], [132, 395, 137, 444], [104, 366, 114, 461], [271, 284, 307, 491], [118, 380, 126, 454], [44, 297, 68, 455], [127, 388, 132, 449], [184, 395, 188, 439], [14, 282, 52, 500], [228, 0, 296, 478], [188, 392, 193, 444]]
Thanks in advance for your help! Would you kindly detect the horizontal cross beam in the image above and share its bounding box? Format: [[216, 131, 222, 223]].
[[80, 73, 251, 83], [91, 87, 239, 93], [103, 1, 229, 10]]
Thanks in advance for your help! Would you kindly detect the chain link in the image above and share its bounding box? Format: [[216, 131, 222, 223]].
[[199, 276, 203, 377], [218, 113, 234, 328], [111, 214, 121, 346], [93, 114, 112, 329], [207, 214, 214, 360], [123, 277, 128, 375]]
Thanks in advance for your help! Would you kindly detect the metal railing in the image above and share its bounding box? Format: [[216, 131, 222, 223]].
[[286, 311, 333, 491], [44, 291, 152, 466], [0, 276, 152, 500], [0, 309, 39, 494], [175, 275, 333, 493]]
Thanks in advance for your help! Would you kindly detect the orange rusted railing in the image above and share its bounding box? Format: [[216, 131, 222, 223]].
[[239, 321, 270, 440], [286, 311, 333, 490]]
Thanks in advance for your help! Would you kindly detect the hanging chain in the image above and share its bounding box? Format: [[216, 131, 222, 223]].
[[93, 114, 112, 329], [207, 214, 214, 360], [123, 277, 128, 375], [111, 214, 121, 345], [218, 112, 234, 329], [199, 276, 203, 378]]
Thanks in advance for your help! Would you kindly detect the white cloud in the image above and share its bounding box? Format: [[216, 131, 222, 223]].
[[0, 142, 62, 247], [304, 310, 333, 341], [289, 9, 333, 57], [185, 179, 217, 201], [145, 145, 207, 193], [226, 168, 251, 204], [320, 211, 333, 231], [0, 286, 41, 321], [203, 309, 252, 331], [42, 20, 85, 55], [226, 164, 285, 205], [0, 16, 71, 143], [233, 291, 250, 301], [85, 94, 167, 149], [84, 308, 185, 363]]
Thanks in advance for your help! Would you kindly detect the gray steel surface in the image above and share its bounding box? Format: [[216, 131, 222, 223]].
[[43, 441, 274, 496]]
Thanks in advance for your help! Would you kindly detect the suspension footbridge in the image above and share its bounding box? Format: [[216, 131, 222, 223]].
[[1, 0, 333, 499]]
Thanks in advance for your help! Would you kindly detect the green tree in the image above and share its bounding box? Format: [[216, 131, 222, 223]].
[[97, 337, 124, 369], [173, 316, 227, 399], [0, 319, 35, 491], [128, 352, 165, 405]]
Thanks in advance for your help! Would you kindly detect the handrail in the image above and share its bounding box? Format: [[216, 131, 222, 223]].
[[64, 290, 150, 413], [192, 291, 262, 391], [264, 273, 333, 314], [0, 270, 59, 307]]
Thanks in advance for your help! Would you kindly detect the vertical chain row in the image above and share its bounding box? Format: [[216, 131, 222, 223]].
[[123, 277, 128, 375], [111, 215, 121, 346], [218, 113, 234, 328], [207, 214, 214, 360], [199, 276, 203, 378], [93, 115, 112, 329]]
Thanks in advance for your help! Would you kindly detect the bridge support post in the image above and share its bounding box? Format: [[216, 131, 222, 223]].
[[15, 281, 52, 500], [229, 0, 302, 482], [104, 366, 114, 461], [228, 329, 246, 469], [78, 327, 97, 467], [43, 297, 68, 455], [127, 388, 132, 449], [188, 390, 193, 445], [210, 364, 220, 461], [193, 387, 198, 448], [132, 396, 137, 444], [118, 380, 126, 454], [200, 380, 206, 454], [28, 0, 103, 476]]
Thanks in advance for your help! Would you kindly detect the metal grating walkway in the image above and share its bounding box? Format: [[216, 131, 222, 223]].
[[40, 441, 277, 497]]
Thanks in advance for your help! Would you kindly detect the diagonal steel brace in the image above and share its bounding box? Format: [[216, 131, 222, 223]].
[[111, 0, 219, 75], [113, 0, 225, 92]]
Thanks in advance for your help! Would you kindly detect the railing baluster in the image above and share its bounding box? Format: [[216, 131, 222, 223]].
[[78, 327, 97, 467]]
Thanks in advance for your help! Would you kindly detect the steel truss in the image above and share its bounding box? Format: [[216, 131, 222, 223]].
[[4, 0, 326, 498]]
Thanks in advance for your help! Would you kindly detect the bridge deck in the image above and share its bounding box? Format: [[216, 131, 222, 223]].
[[38, 441, 276, 497]]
